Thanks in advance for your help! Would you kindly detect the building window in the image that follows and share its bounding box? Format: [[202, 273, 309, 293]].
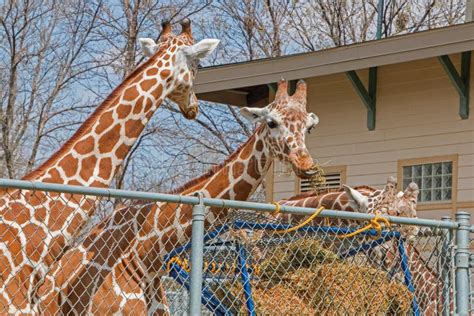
[[401, 159, 454, 203], [298, 166, 346, 193]]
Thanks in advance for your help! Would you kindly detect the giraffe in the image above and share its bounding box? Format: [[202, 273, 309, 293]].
[[278, 176, 419, 238], [279, 180, 444, 314], [34, 78, 320, 315], [0, 20, 219, 314]]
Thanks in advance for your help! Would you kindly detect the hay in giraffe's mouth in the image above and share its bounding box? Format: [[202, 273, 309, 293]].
[[306, 164, 326, 190]]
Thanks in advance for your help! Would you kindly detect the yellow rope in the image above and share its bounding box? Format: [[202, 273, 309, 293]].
[[271, 202, 390, 239], [272, 202, 281, 214], [274, 205, 325, 234], [166, 257, 260, 275], [336, 214, 391, 239]]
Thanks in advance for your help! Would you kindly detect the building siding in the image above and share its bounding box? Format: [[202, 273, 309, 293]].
[[270, 53, 474, 220]]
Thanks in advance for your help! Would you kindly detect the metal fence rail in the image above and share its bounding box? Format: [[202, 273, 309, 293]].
[[0, 179, 471, 315]]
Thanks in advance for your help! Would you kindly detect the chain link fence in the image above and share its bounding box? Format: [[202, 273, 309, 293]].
[[0, 179, 471, 315], [165, 211, 454, 315]]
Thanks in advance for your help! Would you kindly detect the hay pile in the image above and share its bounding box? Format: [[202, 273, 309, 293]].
[[213, 239, 413, 315], [258, 238, 338, 279]]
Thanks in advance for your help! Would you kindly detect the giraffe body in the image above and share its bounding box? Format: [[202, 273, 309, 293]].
[[0, 20, 219, 314]]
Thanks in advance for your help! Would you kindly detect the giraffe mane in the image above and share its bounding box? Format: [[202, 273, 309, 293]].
[[23, 43, 171, 180], [283, 185, 376, 201], [168, 128, 262, 195]]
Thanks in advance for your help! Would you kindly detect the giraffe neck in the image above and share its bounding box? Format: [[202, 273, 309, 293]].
[[135, 125, 273, 273], [404, 243, 442, 313], [34, 125, 275, 314], [0, 43, 181, 314], [191, 125, 272, 200], [22, 43, 175, 187]]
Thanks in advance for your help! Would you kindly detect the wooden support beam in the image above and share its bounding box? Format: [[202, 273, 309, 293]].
[[346, 69, 377, 130], [197, 90, 248, 107], [461, 51, 471, 119], [438, 52, 471, 119]]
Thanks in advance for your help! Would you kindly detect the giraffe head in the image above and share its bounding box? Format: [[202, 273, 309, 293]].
[[343, 176, 398, 213], [383, 182, 421, 240], [240, 79, 319, 178], [390, 182, 419, 218], [344, 177, 420, 238], [139, 20, 219, 119]]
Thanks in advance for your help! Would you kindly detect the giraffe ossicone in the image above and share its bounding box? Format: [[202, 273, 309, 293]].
[[35, 78, 321, 314], [0, 19, 219, 314]]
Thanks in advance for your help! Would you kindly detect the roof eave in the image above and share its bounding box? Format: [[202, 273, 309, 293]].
[[195, 22, 474, 95]]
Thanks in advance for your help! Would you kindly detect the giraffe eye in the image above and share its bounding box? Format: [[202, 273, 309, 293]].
[[267, 119, 278, 129]]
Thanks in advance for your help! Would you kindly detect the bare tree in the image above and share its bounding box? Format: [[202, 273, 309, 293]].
[[201, 0, 292, 62], [287, 0, 465, 52], [0, 0, 103, 178], [0, 0, 466, 199]]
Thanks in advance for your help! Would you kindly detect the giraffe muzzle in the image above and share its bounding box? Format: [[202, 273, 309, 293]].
[[292, 164, 317, 179], [182, 106, 198, 120], [180, 93, 199, 119], [289, 149, 315, 179]]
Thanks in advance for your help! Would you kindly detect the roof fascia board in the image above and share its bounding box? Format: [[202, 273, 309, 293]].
[[195, 23, 474, 94]]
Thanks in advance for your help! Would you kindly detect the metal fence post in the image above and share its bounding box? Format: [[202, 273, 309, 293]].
[[441, 216, 453, 316], [455, 212, 471, 315], [189, 192, 206, 315]]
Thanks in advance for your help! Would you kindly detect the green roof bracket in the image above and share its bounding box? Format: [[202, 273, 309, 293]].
[[267, 83, 277, 94], [346, 68, 377, 130], [438, 52, 471, 119]]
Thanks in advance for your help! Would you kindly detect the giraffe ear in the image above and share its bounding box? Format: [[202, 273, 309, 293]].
[[307, 113, 319, 128], [240, 107, 269, 123], [139, 38, 158, 57], [343, 185, 369, 212], [182, 39, 220, 60]]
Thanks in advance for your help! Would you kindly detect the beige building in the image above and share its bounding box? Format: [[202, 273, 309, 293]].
[[196, 23, 474, 220]]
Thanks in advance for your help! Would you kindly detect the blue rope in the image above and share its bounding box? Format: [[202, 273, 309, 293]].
[[236, 243, 256, 316], [397, 236, 420, 316]]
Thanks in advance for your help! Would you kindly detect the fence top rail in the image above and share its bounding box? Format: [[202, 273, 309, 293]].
[[0, 178, 460, 229]]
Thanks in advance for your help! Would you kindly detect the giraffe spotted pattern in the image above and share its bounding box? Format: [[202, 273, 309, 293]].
[[0, 19, 219, 314], [34, 79, 320, 314]]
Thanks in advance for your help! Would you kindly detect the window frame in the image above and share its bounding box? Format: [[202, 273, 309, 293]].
[[397, 155, 458, 211], [295, 165, 347, 194]]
